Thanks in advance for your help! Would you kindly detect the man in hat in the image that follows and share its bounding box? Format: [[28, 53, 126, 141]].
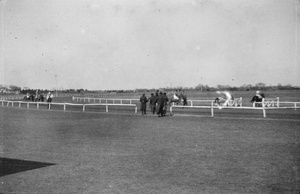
[[46, 92, 53, 103], [149, 93, 157, 114], [140, 93, 148, 115], [182, 90, 188, 106], [157, 92, 166, 117], [46, 92, 53, 109], [163, 92, 169, 116]]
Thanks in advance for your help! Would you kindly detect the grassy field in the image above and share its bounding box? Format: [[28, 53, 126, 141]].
[[1, 104, 299, 193]]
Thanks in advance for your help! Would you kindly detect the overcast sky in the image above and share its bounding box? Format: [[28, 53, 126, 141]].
[[1, 0, 299, 90]]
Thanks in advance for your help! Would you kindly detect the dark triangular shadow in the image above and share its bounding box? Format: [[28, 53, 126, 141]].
[[0, 157, 56, 177]]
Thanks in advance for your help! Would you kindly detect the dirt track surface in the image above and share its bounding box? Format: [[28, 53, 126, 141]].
[[1, 107, 299, 193]]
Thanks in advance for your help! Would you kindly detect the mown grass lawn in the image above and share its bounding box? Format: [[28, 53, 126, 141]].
[[1, 107, 299, 193]]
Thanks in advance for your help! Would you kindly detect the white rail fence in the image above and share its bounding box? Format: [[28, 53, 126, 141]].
[[72, 97, 140, 105], [253, 97, 280, 107], [72, 96, 300, 118], [72, 97, 243, 107], [1, 96, 299, 118], [170, 101, 300, 118], [170, 101, 216, 117], [0, 96, 24, 100], [0, 100, 137, 113], [188, 98, 243, 107]]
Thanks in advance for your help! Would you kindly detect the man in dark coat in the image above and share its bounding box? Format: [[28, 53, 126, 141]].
[[182, 92, 188, 106], [163, 92, 169, 116], [155, 90, 159, 97], [140, 93, 148, 115], [156, 92, 166, 117], [149, 93, 157, 114]]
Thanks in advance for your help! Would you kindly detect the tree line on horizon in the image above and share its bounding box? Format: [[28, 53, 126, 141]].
[[0, 82, 299, 94], [134, 83, 299, 93]]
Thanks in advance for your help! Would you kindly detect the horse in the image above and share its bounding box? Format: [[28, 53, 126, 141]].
[[251, 92, 265, 107], [23, 95, 30, 101], [250, 96, 263, 107], [214, 91, 234, 107], [23, 93, 34, 101], [168, 93, 184, 106], [214, 97, 225, 106], [35, 94, 44, 102]]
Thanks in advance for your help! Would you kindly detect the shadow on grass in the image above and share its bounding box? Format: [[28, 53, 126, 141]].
[[0, 157, 55, 177]]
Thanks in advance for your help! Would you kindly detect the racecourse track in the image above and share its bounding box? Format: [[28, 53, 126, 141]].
[[1, 99, 300, 193]]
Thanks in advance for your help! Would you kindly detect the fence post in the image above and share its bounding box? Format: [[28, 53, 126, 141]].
[[130, 100, 132, 104], [277, 97, 279, 107], [106, 105, 108, 112], [262, 98, 266, 118], [37, 102, 39, 109], [191, 101, 193, 107], [49, 103, 51, 110], [64, 104, 66, 111], [135, 106, 137, 113], [83, 104, 85, 112], [211, 101, 214, 117], [27, 102, 29, 108], [19, 102, 21, 108]]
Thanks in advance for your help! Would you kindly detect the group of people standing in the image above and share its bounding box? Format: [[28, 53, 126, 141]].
[[140, 90, 187, 117], [140, 91, 169, 117]]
